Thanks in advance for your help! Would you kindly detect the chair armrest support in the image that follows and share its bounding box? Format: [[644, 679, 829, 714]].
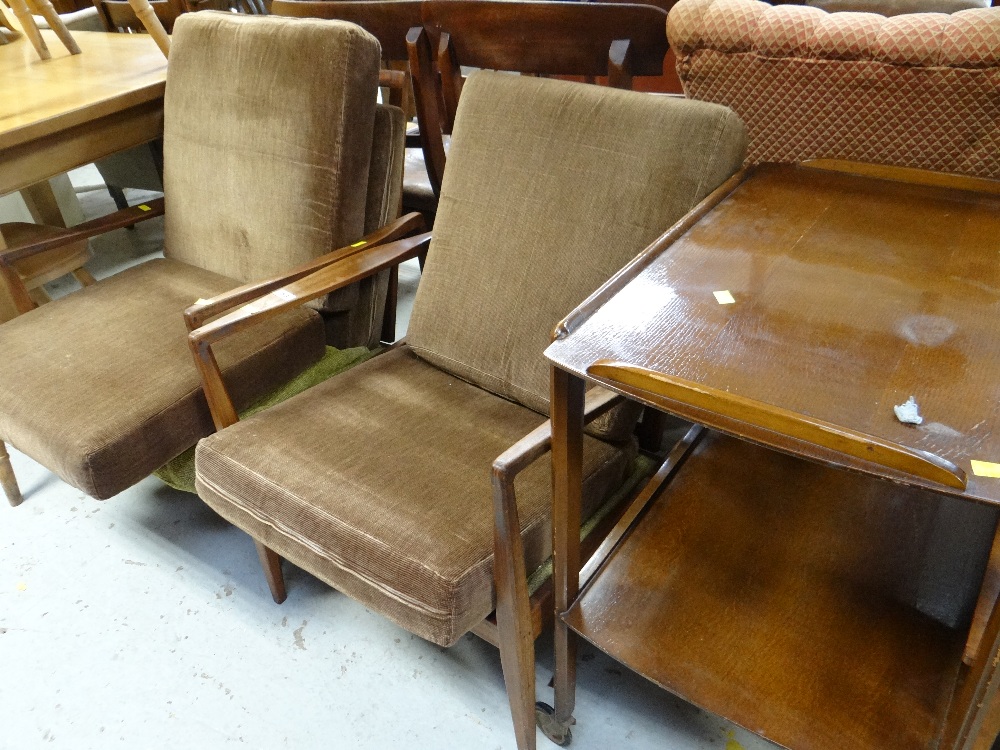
[[490, 385, 623, 726], [188, 231, 432, 431], [492, 388, 623, 485], [184, 212, 425, 331], [0, 262, 34, 315], [0, 198, 165, 265]]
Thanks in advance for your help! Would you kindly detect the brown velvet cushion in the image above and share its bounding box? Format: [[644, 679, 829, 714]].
[[406, 71, 747, 415], [0, 259, 324, 499], [195, 346, 632, 646], [162, 12, 381, 284]]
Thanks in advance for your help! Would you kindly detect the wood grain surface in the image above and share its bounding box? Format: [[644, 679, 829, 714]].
[[564, 430, 966, 750], [0, 29, 166, 194], [547, 163, 1000, 505]]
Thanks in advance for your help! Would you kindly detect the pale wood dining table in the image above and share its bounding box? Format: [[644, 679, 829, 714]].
[[0, 27, 166, 197], [0, 27, 166, 319]]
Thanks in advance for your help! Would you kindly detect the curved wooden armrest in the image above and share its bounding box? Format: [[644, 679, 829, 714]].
[[0, 198, 165, 265], [189, 231, 432, 430], [184, 212, 424, 330], [587, 361, 967, 491], [492, 388, 622, 482]]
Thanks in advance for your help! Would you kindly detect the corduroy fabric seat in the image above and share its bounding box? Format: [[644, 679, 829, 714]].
[[196, 346, 631, 645], [0, 259, 322, 499], [192, 70, 746, 665], [0, 13, 400, 504]]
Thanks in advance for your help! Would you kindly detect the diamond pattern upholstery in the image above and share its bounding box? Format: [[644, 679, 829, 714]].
[[668, 0, 1000, 178]]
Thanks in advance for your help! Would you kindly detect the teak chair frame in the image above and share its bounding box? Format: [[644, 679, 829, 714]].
[[186, 217, 652, 750]]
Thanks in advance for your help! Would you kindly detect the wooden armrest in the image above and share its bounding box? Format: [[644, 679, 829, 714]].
[[587, 361, 967, 491], [0, 198, 165, 265], [189, 231, 432, 430], [493, 388, 622, 482], [184, 212, 424, 330]]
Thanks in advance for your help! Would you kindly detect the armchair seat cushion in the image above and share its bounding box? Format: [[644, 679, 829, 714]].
[[194, 346, 634, 647], [0, 258, 324, 499]]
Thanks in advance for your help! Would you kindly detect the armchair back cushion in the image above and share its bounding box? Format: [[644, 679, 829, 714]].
[[162, 12, 382, 283], [406, 71, 747, 415], [668, 0, 1000, 178]]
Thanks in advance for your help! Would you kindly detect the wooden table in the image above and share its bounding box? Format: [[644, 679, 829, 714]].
[[543, 161, 1000, 750], [0, 28, 166, 197]]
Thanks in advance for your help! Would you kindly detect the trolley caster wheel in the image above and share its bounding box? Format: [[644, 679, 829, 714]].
[[535, 702, 572, 746]]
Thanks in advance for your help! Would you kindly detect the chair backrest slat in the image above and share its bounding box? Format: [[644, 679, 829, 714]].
[[421, 0, 668, 78]]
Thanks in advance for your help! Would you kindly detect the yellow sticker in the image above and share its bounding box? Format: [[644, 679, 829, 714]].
[[16, 582, 26, 591], [194, 298, 209, 306], [350, 240, 367, 248], [713, 290, 735, 305], [971, 460, 1000, 478], [137, 204, 151, 212]]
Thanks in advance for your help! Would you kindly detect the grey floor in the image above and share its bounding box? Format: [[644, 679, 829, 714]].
[[0, 169, 777, 750]]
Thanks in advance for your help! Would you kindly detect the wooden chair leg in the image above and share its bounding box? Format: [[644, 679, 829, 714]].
[[27, 286, 51, 306], [255, 540, 287, 604], [0, 442, 24, 507], [72, 267, 97, 286], [493, 481, 539, 750]]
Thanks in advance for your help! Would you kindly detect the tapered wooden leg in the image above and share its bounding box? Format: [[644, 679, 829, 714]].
[[27, 286, 51, 306], [550, 367, 585, 735], [0, 442, 24, 507], [27, 0, 81, 55], [493, 474, 538, 750], [254, 540, 287, 604], [7, 0, 49, 60], [125, 0, 170, 58], [72, 267, 96, 286]]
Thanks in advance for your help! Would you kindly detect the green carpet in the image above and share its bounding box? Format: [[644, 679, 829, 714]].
[[155, 345, 376, 493]]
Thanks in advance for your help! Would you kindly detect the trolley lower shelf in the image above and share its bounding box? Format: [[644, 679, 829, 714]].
[[563, 430, 970, 750]]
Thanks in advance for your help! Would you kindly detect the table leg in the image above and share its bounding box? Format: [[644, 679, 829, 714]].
[[550, 366, 585, 739], [21, 180, 66, 227]]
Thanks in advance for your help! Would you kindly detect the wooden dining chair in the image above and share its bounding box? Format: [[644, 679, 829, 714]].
[[408, 0, 671, 218], [0, 12, 415, 506], [94, 0, 184, 33]]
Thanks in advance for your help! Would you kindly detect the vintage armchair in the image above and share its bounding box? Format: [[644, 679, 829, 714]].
[[188, 71, 746, 750], [667, 0, 1000, 679], [0, 12, 414, 506]]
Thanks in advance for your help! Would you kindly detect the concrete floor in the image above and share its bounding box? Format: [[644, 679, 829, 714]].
[[0, 170, 778, 750]]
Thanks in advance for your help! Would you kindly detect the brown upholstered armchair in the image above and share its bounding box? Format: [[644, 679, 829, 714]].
[[668, 0, 1000, 179], [0, 12, 414, 506], [188, 71, 746, 750]]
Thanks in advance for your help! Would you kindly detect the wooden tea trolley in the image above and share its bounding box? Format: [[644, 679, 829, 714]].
[[541, 161, 1000, 749]]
